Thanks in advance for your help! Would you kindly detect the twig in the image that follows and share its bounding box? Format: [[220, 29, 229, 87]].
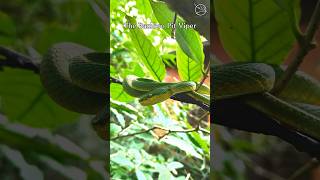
[[171, 13, 177, 38], [235, 152, 286, 180], [196, 65, 210, 91], [288, 158, 319, 180], [111, 112, 210, 140], [0, 46, 39, 73], [272, 0, 320, 94], [110, 127, 157, 140]]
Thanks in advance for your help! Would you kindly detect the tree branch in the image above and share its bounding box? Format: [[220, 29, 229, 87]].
[[0, 46, 39, 73], [272, 0, 320, 94], [214, 98, 320, 159], [111, 112, 209, 141]]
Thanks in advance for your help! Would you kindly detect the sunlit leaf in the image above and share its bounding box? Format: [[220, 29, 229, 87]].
[[111, 154, 135, 170], [215, 0, 300, 64], [110, 83, 134, 102], [176, 45, 203, 81], [126, 15, 166, 81], [135, 169, 147, 180], [149, 0, 204, 63]]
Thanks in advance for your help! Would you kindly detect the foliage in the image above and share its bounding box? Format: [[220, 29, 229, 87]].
[[0, 0, 107, 178], [110, 0, 210, 179], [213, 0, 320, 179]]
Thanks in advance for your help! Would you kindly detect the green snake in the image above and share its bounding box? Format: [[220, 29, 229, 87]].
[[39, 43, 320, 141], [40, 42, 107, 115], [122, 75, 210, 106], [213, 63, 320, 140]]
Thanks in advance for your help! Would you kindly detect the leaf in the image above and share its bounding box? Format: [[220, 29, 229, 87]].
[[176, 45, 203, 81], [0, 68, 78, 129], [163, 136, 202, 159], [0, 11, 16, 36], [111, 154, 135, 170], [110, 123, 122, 138], [157, 165, 174, 180], [136, 0, 153, 18], [0, 11, 16, 46], [152, 127, 169, 139], [215, 0, 300, 64], [166, 162, 184, 171], [36, 3, 107, 53], [135, 169, 147, 180], [149, 0, 204, 63], [110, 83, 134, 102], [186, 121, 209, 154], [126, 15, 166, 81]]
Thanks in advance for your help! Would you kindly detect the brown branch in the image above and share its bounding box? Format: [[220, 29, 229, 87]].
[[272, 0, 320, 94], [288, 158, 319, 180], [111, 112, 210, 141], [110, 127, 157, 140], [0, 46, 39, 73]]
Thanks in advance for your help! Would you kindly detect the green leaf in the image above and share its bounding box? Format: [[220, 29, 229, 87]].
[[0, 68, 78, 129], [163, 136, 202, 159], [186, 130, 209, 155], [215, 0, 300, 64], [176, 45, 203, 81], [126, 15, 166, 81], [136, 0, 153, 18], [166, 162, 184, 171], [135, 169, 147, 180], [110, 83, 134, 102], [149, 0, 204, 63], [111, 154, 135, 170], [0, 11, 16, 46], [0, 11, 16, 36], [36, 4, 107, 53], [157, 165, 174, 180]]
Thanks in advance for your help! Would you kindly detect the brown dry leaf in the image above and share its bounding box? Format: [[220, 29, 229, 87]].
[[152, 127, 169, 140]]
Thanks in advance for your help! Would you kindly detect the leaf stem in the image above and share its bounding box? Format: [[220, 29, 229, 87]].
[[272, 0, 320, 94]]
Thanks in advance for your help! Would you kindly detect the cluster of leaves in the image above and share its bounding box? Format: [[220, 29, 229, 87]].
[[213, 0, 320, 179], [0, 0, 107, 178], [110, 0, 210, 179]]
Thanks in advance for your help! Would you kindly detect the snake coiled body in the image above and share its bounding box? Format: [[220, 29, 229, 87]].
[[213, 63, 320, 140], [40, 43, 107, 114]]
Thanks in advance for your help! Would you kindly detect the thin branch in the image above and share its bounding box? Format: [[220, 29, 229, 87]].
[[196, 65, 210, 91], [288, 158, 319, 180], [235, 152, 286, 180], [171, 13, 177, 39], [111, 112, 210, 140], [110, 127, 157, 140], [0, 46, 39, 73], [272, 0, 320, 94]]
